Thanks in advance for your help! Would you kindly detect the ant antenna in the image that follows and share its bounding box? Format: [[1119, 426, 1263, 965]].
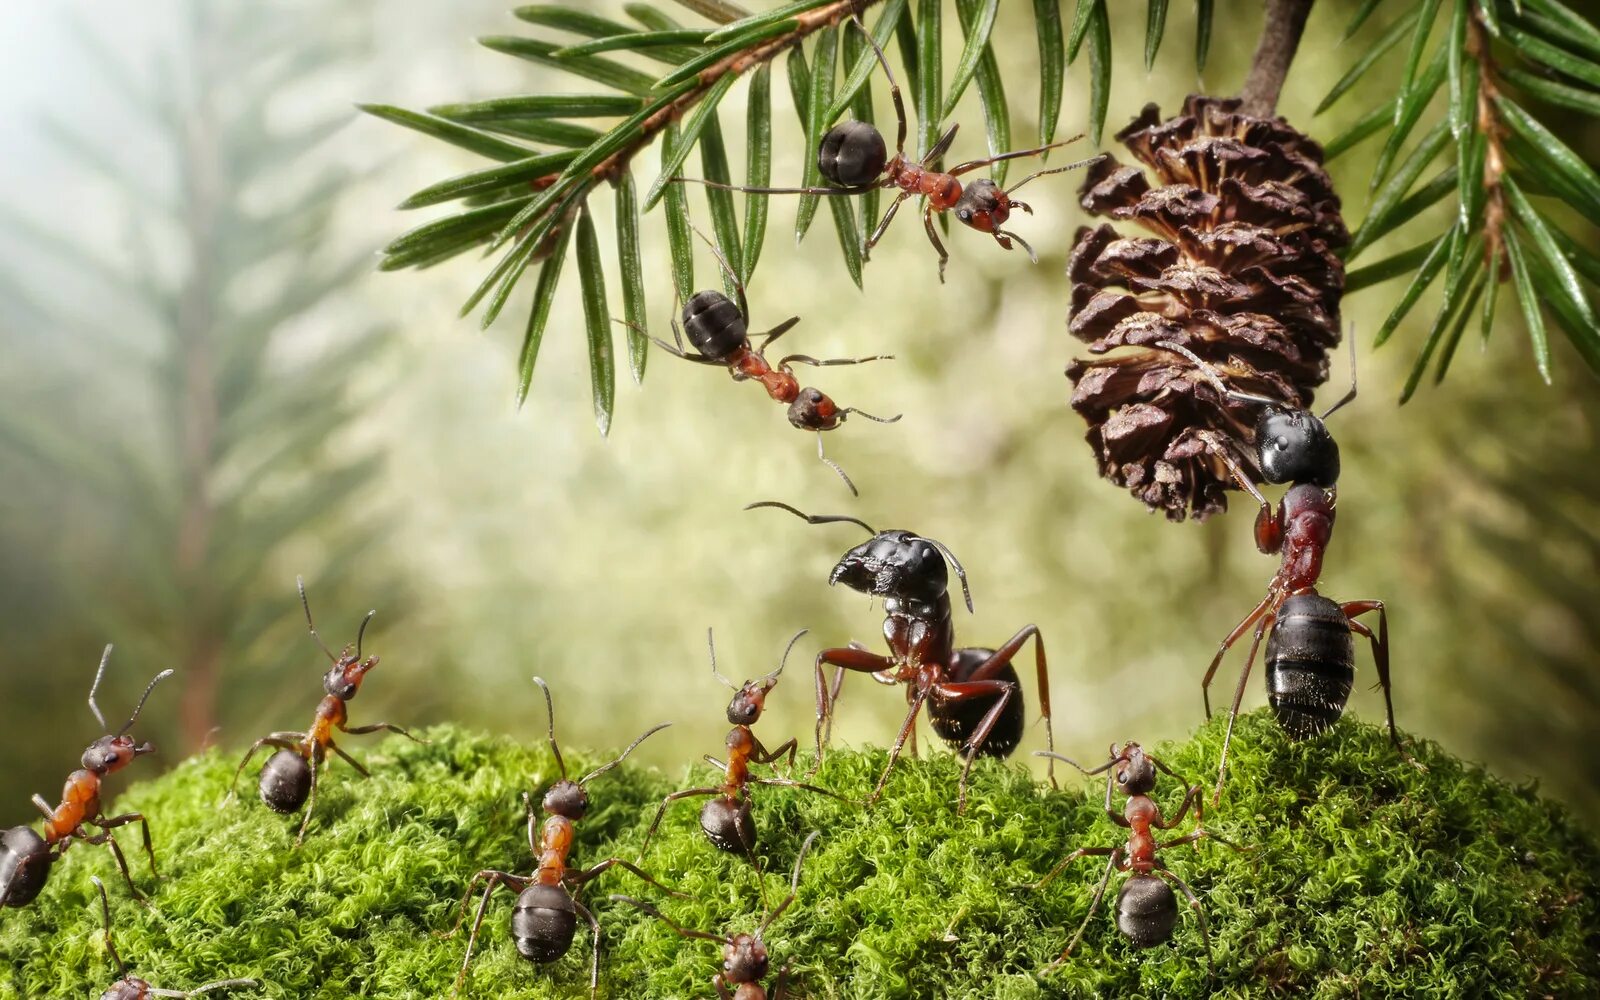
[[118, 669, 175, 737], [689, 224, 747, 318], [839, 407, 902, 424], [815, 434, 860, 497], [88, 644, 113, 731], [298, 576, 337, 664], [997, 229, 1039, 264], [355, 610, 377, 660], [927, 538, 975, 614], [707, 628, 737, 690], [744, 500, 877, 536], [579, 722, 672, 786], [606, 895, 727, 944], [1155, 341, 1282, 409], [1319, 331, 1359, 421], [1035, 749, 1119, 777], [769, 628, 809, 682], [91, 876, 128, 978], [761, 830, 821, 934], [1000, 150, 1098, 194], [532, 676, 567, 780]]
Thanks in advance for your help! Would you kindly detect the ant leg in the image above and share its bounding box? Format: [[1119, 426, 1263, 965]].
[[639, 787, 721, 857], [439, 869, 525, 939], [31, 795, 54, 822], [1343, 601, 1423, 770], [1020, 843, 1115, 892], [814, 647, 897, 771], [777, 352, 895, 369], [1041, 848, 1124, 975], [86, 830, 148, 902], [754, 316, 802, 351], [867, 688, 929, 804], [341, 720, 428, 744], [921, 123, 962, 167], [1202, 594, 1274, 718], [922, 204, 950, 284], [1156, 828, 1251, 854], [863, 191, 911, 260], [963, 625, 1055, 786], [329, 742, 371, 778], [713, 975, 737, 1000], [750, 775, 856, 805], [223, 735, 302, 804], [158, 979, 260, 996], [1213, 614, 1273, 806], [1143, 752, 1203, 825], [1156, 863, 1214, 984], [815, 433, 859, 498], [930, 678, 1014, 813], [293, 754, 324, 849], [750, 735, 798, 772], [947, 137, 1087, 177], [845, 11, 907, 154], [569, 857, 689, 899], [771, 962, 794, 1000], [97, 812, 158, 878], [574, 897, 602, 1000], [447, 871, 527, 999], [1195, 429, 1279, 554]]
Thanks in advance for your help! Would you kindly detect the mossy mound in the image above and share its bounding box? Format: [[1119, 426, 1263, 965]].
[[2, 713, 1596, 998]]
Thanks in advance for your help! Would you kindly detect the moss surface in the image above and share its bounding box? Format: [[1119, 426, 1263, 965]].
[[1, 713, 1596, 999]]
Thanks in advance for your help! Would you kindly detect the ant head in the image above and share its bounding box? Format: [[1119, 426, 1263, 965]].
[[786, 387, 842, 431], [721, 931, 771, 986], [711, 628, 803, 727], [322, 651, 377, 701], [542, 778, 589, 821], [1116, 874, 1179, 947], [953, 178, 1010, 232], [1255, 406, 1340, 488], [818, 119, 888, 187], [81, 734, 154, 776], [830, 530, 972, 612], [682, 290, 747, 361], [1112, 743, 1157, 796]]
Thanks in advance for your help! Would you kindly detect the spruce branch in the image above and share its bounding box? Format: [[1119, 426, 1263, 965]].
[[1238, 0, 1314, 116]]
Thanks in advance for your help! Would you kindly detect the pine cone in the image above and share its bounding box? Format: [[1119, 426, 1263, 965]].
[[1065, 96, 1348, 521]]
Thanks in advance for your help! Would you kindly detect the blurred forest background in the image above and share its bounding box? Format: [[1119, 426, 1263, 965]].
[[0, 0, 1596, 828]]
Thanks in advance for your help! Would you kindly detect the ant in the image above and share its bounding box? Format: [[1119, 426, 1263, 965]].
[[611, 830, 820, 1000], [675, 17, 1090, 281], [1157, 341, 1419, 802], [640, 629, 847, 859], [89, 875, 258, 998], [445, 677, 680, 999], [225, 577, 424, 846], [748, 501, 1055, 813], [646, 229, 899, 496], [1026, 743, 1246, 979], [0, 646, 172, 909]]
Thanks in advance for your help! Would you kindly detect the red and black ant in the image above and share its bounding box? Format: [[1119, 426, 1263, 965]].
[[90, 875, 259, 998], [445, 677, 681, 999], [640, 629, 847, 858], [225, 577, 424, 846], [647, 230, 899, 495], [0, 646, 172, 909], [611, 830, 820, 1000], [675, 18, 1090, 282], [1026, 743, 1246, 979], [1157, 341, 1419, 801], [748, 501, 1056, 813]]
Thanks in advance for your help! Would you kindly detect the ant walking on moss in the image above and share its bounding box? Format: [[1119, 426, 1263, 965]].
[[90, 875, 258, 998]]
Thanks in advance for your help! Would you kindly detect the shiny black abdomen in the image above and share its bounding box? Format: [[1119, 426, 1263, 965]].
[[927, 648, 1025, 758], [259, 748, 313, 814], [681, 291, 747, 362], [513, 884, 578, 963], [818, 120, 888, 186], [1116, 874, 1178, 946], [1266, 593, 1354, 739], [0, 825, 53, 907], [700, 796, 756, 853]]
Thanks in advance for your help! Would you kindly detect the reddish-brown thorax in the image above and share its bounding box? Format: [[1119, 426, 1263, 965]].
[[884, 155, 962, 210], [536, 814, 574, 887]]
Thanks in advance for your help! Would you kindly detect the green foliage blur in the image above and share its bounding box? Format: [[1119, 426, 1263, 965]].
[[0, 0, 1596, 856]]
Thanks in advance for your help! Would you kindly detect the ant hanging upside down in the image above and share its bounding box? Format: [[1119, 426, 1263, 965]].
[[647, 229, 899, 495], [749, 501, 1055, 813], [674, 17, 1091, 282], [0, 646, 172, 909], [1157, 341, 1421, 803]]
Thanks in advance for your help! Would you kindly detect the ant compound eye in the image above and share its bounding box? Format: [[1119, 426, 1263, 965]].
[[958, 209, 972, 222], [1275, 436, 1290, 449]]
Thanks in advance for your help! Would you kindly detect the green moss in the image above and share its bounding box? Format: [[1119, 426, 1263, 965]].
[[2, 714, 1597, 999]]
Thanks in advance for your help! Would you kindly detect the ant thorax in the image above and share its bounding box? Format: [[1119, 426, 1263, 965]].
[[1278, 483, 1336, 591]]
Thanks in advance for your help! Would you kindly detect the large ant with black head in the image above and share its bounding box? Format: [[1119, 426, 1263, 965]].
[[225, 577, 424, 846], [675, 18, 1090, 282], [648, 230, 899, 495], [640, 630, 847, 859], [1157, 341, 1420, 802], [748, 501, 1055, 813], [445, 677, 681, 999], [0, 646, 171, 909], [611, 830, 820, 1000], [89, 875, 259, 998], [1026, 743, 1246, 980]]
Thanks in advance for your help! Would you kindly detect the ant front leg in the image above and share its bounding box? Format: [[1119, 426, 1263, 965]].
[[922, 204, 950, 283], [1198, 430, 1279, 554], [341, 720, 428, 744], [712, 974, 737, 1000], [966, 625, 1055, 787], [1022, 843, 1115, 892], [814, 646, 897, 770], [1213, 612, 1275, 807], [750, 735, 799, 774], [867, 687, 929, 805], [224, 734, 304, 804], [1041, 847, 1125, 975], [1342, 599, 1423, 770], [569, 857, 689, 899], [932, 678, 1015, 813], [1144, 755, 1204, 827]]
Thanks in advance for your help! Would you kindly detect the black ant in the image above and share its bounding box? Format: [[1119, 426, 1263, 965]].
[[445, 677, 681, 999], [646, 229, 899, 495], [640, 629, 847, 858], [1026, 743, 1246, 979], [90, 875, 258, 998], [1157, 341, 1419, 802], [0, 646, 172, 909], [675, 18, 1090, 281], [748, 501, 1055, 813], [611, 830, 820, 1000], [225, 577, 424, 846]]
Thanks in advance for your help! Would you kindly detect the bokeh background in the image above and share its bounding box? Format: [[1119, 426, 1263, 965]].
[[1, 0, 1596, 836]]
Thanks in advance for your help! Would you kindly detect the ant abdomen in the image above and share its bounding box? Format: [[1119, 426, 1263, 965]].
[[682, 291, 747, 362], [1266, 593, 1355, 739], [818, 120, 887, 187], [258, 749, 312, 814], [699, 796, 756, 853], [1255, 407, 1340, 487], [927, 648, 1025, 758], [1116, 874, 1178, 947], [0, 826, 52, 908], [512, 884, 579, 962]]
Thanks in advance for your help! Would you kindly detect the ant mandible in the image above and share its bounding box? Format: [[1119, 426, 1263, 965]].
[[611, 830, 821, 1000], [1026, 743, 1246, 979], [445, 677, 681, 999], [748, 501, 1056, 813], [0, 646, 172, 909], [676, 17, 1090, 282], [641, 629, 848, 859], [89, 875, 259, 998], [1157, 341, 1420, 802], [647, 229, 900, 496], [225, 577, 425, 846]]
